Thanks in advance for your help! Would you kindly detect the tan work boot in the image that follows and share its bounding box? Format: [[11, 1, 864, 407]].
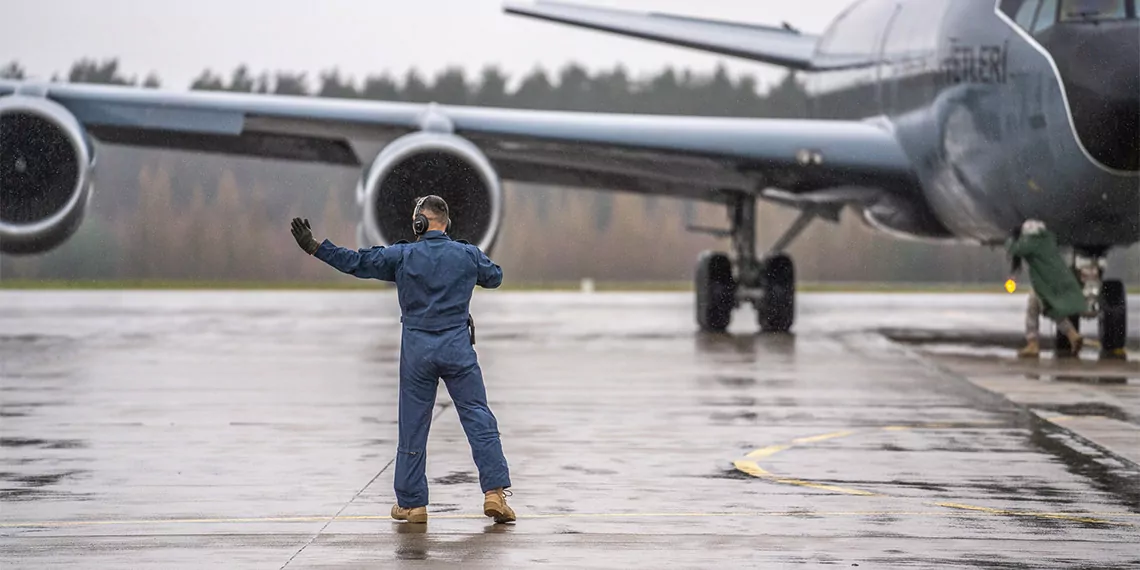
[[391, 504, 428, 524], [1017, 339, 1040, 359], [483, 489, 516, 523]]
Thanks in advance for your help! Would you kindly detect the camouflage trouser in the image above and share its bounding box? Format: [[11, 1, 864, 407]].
[[1025, 289, 1076, 341]]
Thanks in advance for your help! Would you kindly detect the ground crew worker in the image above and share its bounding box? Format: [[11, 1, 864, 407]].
[[1007, 219, 1086, 358], [289, 195, 514, 524]]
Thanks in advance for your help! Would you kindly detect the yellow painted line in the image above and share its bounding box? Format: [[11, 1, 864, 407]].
[[735, 419, 1116, 503], [933, 502, 1135, 527], [736, 429, 875, 495], [731, 423, 1139, 526], [746, 445, 790, 459], [733, 459, 770, 477], [792, 430, 856, 444], [1043, 415, 1074, 423], [771, 478, 877, 496], [734, 460, 875, 496]]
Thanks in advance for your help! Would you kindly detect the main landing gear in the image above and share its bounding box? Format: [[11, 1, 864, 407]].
[[692, 193, 817, 333], [1056, 248, 1129, 360]]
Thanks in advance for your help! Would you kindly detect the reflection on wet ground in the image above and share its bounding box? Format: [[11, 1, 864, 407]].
[[0, 291, 1138, 569]]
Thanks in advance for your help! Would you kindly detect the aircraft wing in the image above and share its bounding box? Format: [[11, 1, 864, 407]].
[[0, 80, 916, 204], [503, 1, 869, 71]]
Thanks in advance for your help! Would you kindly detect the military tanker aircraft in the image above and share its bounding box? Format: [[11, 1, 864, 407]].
[[0, 0, 1136, 355]]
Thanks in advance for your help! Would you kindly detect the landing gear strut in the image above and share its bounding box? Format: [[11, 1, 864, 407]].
[[1059, 248, 1129, 359], [692, 193, 815, 333]]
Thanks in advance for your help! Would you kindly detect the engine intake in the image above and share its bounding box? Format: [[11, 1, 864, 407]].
[[0, 96, 94, 255], [359, 132, 502, 253]]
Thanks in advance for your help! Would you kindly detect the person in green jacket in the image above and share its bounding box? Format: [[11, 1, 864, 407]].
[[1007, 220, 1087, 358]]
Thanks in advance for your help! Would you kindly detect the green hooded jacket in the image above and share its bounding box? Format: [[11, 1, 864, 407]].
[[1006, 230, 1087, 320]]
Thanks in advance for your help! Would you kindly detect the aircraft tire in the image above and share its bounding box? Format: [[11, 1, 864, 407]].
[[695, 251, 735, 332], [1098, 279, 1127, 359], [758, 254, 795, 333]]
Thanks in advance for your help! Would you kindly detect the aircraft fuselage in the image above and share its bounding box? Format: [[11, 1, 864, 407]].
[[803, 0, 1138, 249]]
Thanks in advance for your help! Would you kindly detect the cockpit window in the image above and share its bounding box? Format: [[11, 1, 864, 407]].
[[1034, 0, 1059, 31], [1001, 0, 1133, 33], [1014, 0, 1043, 28], [1059, 0, 1128, 21]]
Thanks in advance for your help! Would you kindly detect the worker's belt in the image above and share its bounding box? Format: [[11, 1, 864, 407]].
[[400, 314, 476, 344]]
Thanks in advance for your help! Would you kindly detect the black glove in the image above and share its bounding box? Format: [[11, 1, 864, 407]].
[[291, 217, 320, 255]]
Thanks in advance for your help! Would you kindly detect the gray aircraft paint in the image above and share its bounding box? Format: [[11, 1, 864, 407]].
[[802, 0, 1137, 247], [0, 0, 1136, 255]]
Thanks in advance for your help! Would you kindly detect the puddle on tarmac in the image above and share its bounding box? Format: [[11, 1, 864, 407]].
[[562, 465, 618, 476], [706, 467, 751, 481], [709, 410, 759, 424], [431, 471, 478, 485], [0, 438, 86, 449], [1028, 419, 1140, 510], [699, 396, 759, 407], [1038, 402, 1132, 422], [1025, 374, 1135, 385], [0, 469, 89, 502], [714, 376, 756, 388]]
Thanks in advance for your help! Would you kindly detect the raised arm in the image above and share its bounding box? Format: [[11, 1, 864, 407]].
[[314, 241, 402, 281], [291, 217, 401, 281]]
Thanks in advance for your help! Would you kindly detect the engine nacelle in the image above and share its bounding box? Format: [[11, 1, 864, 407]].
[[0, 95, 94, 255], [357, 131, 503, 254]]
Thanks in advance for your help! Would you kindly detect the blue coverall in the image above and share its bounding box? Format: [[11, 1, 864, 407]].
[[313, 230, 510, 508]]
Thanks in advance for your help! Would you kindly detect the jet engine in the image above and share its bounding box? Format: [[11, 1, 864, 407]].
[[0, 96, 95, 255], [357, 131, 503, 253]]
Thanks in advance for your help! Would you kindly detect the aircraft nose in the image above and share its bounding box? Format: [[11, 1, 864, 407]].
[[1039, 21, 1139, 172]]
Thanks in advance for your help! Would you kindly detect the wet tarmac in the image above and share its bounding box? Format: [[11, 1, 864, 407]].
[[1, 291, 1138, 569]]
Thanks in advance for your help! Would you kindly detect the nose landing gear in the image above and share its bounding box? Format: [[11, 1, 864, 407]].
[[1057, 248, 1129, 360]]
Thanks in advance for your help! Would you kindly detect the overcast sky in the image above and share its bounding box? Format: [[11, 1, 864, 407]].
[[5, 0, 855, 92]]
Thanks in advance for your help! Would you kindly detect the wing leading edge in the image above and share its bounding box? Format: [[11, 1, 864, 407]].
[[504, 0, 819, 70], [502, 1, 876, 71], [0, 79, 918, 203]]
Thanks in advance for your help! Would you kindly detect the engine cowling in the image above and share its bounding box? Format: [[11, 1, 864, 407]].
[[0, 96, 94, 255], [357, 131, 503, 254]]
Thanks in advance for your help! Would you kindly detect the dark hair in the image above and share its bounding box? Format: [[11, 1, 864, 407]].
[[417, 195, 449, 221]]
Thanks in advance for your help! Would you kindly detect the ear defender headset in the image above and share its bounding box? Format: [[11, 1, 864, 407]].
[[412, 195, 452, 237]]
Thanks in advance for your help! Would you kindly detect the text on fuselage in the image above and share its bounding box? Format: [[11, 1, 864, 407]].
[[939, 41, 1008, 86]]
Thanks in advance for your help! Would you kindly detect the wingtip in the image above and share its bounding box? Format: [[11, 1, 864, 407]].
[[502, 0, 533, 14], [504, 0, 576, 14]]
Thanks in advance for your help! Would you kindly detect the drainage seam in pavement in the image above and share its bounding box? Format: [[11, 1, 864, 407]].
[[279, 402, 452, 569]]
